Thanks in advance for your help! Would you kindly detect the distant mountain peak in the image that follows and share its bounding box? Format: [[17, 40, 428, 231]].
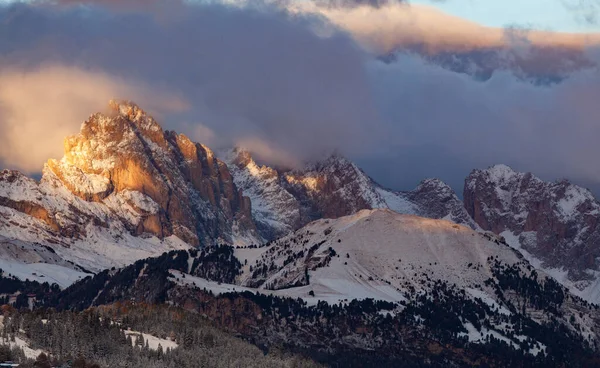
[[415, 177, 453, 193], [465, 164, 600, 300]]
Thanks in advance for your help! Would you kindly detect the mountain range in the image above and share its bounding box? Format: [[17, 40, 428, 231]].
[[3, 101, 600, 366]]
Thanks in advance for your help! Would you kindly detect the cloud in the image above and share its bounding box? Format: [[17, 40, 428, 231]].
[[2, 0, 600, 195], [300, 2, 600, 54], [562, 0, 600, 25], [0, 1, 380, 171], [0, 65, 186, 173], [362, 51, 600, 191], [312, 0, 402, 9]]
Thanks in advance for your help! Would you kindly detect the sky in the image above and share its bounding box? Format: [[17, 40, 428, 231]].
[[0, 0, 600, 196], [412, 0, 600, 33]]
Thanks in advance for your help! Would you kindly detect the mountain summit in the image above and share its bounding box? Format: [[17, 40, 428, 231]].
[[0, 101, 264, 280], [46, 100, 259, 246]]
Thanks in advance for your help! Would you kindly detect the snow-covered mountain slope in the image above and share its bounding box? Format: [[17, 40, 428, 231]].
[[47, 209, 600, 362], [223, 209, 600, 348], [222, 148, 477, 240], [236, 209, 517, 299], [0, 180, 191, 285], [465, 164, 600, 303]]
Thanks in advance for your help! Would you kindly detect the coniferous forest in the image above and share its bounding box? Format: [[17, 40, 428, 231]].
[[0, 303, 320, 368], [2, 248, 600, 367]]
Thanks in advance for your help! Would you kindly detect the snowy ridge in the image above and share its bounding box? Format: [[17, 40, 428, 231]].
[[222, 148, 477, 242], [237, 209, 517, 300], [222, 148, 303, 239], [0, 168, 192, 274]]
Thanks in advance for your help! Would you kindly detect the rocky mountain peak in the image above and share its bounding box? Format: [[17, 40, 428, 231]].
[[415, 178, 454, 195], [2, 101, 261, 250], [303, 151, 353, 173], [107, 99, 162, 132], [227, 147, 254, 168], [465, 164, 600, 291], [407, 178, 479, 230]]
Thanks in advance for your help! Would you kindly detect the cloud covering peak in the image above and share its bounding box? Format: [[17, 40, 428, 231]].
[[1, 0, 600, 194]]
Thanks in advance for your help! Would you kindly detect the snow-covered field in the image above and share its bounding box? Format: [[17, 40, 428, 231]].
[[0, 259, 87, 288], [124, 329, 178, 351]]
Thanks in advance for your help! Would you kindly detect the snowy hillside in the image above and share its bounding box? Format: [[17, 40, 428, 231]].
[[235, 209, 517, 301], [208, 209, 598, 349], [46, 210, 600, 363]]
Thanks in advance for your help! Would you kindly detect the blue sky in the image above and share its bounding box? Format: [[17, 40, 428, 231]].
[[1, 0, 599, 33], [413, 0, 600, 33]]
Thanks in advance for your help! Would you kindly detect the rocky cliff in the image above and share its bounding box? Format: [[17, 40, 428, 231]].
[[464, 164, 600, 293], [224, 148, 477, 239], [0, 101, 262, 274]]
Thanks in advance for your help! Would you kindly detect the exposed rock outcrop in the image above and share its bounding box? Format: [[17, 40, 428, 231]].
[[464, 164, 600, 282], [223, 149, 477, 240]]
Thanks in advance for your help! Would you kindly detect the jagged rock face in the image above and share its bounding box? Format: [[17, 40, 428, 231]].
[[224, 148, 304, 240], [407, 178, 479, 230], [0, 101, 260, 249], [223, 149, 478, 240], [224, 150, 389, 239], [283, 154, 387, 220], [464, 164, 600, 279]]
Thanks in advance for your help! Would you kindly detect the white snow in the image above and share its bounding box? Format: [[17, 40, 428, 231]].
[[375, 187, 418, 214], [486, 164, 517, 184], [0, 205, 191, 287], [170, 269, 405, 306], [465, 288, 511, 315], [244, 209, 519, 297], [119, 190, 160, 214], [52, 228, 191, 273], [0, 316, 46, 359], [557, 185, 590, 220], [458, 321, 546, 356], [232, 210, 523, 310], [124, 329, 178, 351], [0, 259, 88, 288]]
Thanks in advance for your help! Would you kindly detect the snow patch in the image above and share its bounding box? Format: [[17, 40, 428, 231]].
[[124, 329, 178, 351]]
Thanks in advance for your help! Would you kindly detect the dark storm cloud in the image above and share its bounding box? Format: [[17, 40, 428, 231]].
[[0, 1, 380, 170], [1, 0, 600, 196], [362, 52, 600, 192]]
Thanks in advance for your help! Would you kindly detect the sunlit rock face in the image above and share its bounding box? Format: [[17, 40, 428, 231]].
[[465, 164, 600, 286], [1, 100, 261, 249]]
